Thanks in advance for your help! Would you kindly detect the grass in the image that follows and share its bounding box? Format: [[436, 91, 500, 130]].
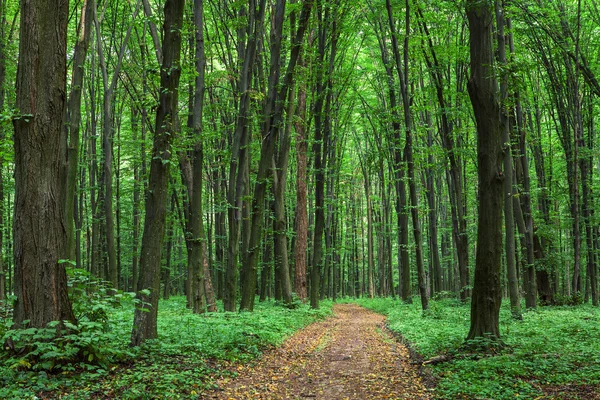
[[1, 296, 332, 399], [356, 296, 600, 399]]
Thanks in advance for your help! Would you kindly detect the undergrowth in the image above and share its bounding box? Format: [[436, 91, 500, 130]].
[[356, 297, 600, 400], [0, 272, 332, 399]]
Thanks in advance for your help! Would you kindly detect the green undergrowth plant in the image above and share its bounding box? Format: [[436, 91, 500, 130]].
[[1, 290, 332, 399], [356, 297, 600, 400]]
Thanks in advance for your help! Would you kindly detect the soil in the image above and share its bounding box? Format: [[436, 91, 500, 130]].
[[205, 303, 431, 399]]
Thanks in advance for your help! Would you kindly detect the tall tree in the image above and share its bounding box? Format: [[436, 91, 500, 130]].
[[0, 0, 7, 302], [465, 0, 504, 340], [310, 0, 339, 309], [495, 1, 521, 319], [131, 0, 185, 346], [224, 0, 267, 312], [94, 0, 141, 288], [239, 0, 312, 311], [385, 0, 428, 310], [187, 0, 217, 313], [65, 0, 95, 266], [416, 4, 470, 301], [12, 0, 76, 327], [293, 56, 309, 302]]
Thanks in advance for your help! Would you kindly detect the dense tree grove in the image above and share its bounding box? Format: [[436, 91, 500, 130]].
[[0, 0, 599, 345]]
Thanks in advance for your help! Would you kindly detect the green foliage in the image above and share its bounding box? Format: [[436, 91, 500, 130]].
[[1, 296, 332, 399], [553, 291, 584, 306], [1, 269, 135, 376], [357, 297, 600, 399]]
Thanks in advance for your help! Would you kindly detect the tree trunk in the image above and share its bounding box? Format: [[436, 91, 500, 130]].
[[94, 2, 140, 289], [466, 0, 504, 341], [310, 1, 337, 309], [65, 0, 94, 266], [224, 0, 266, 312], [495, 3, 521, 319], [364, 173, 375, 299], [131, 0, 185, 346], [239, 0, 311, 311], [293, 67, 309, 302], [385, 0, 428, 310], [416, 5, 469, 301], [271, 89, 296, 305], [12, 0, 76, 327], [423, 112, 442, 295], [132, 108, 141, 292], [0, 0, 6, 302], [188, 0, 209, 314]]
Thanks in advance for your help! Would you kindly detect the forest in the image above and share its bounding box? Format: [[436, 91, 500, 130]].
[[0, 0, 600, 398]]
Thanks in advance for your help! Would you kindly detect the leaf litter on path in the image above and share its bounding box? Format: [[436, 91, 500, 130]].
[[205, 303, 431, 399]]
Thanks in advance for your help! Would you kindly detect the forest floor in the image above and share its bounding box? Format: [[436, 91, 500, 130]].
[[205, 303, 431, 399]]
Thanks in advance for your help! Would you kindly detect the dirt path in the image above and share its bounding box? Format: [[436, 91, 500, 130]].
[[207, 303, 431, 399]]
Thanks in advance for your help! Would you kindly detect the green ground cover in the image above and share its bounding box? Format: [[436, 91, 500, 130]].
[[356, 297, 600, 399], [1, 287, 332, 399]]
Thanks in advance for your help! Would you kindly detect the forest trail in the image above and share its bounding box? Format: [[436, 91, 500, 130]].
[[207, 303, 431, 399]]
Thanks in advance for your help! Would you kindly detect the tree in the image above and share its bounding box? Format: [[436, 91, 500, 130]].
[[0, 0, 8, 302], [385, 0, 428, 310], [94, 1, 141, 289], [131, 0, 185, 346], [65, 0, 95, 268], [465, 0, 504, 340], [239, 0, 312, 311], [495, 1, 521, 319], [12, 0, 76, 327], [224, 0, 267, 312], [293, 55, 309, 303]]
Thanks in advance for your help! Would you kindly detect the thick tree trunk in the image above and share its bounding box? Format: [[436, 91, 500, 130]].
[[131, 0, 185, 346], [466, 0, 504, 340], [12, 0, 76, 327]]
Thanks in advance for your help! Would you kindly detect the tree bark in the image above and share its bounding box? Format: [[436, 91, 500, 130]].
[[466, 0, 504, 340], [131, 0, 185, 346], [12, 0, 76, 327]]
